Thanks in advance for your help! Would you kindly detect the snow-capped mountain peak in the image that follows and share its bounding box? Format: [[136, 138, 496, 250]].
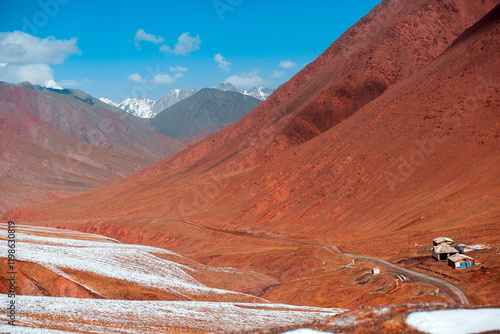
[[118, 97, 155, 118], [100, 84, 274, 119], [216, 83, 274, 101], [246, 87, 275, 101]]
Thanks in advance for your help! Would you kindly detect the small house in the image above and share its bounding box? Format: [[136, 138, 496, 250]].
[[448, 254, 475, 268], [433, 237, 455, 246], [372, 268, 380, 275], [432, 244, 459, 261]]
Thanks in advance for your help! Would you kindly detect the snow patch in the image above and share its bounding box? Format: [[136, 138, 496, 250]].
[[467, 244, 490, 250], [406, 308, 500, 334], [0, 326, 75, 334]]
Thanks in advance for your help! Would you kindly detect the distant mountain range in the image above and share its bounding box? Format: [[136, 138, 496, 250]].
[[99, 83, 275, 119], [215, 83, 275, 101], [150, 88, 261, 139], [98, 96, 156, 118]]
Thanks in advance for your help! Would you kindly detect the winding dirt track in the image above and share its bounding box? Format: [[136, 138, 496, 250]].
[[328, 245, 469, 305], [27, 215, 470, 305]]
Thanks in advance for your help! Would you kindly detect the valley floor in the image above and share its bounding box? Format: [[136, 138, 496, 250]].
[[1, 218, 498, 332]]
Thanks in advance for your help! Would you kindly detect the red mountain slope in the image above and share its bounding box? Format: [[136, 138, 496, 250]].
[[0, 83, 181, 159], [3, 2, 499, 308], [160, 0, 497, 172], [0, 83, 183, 215]]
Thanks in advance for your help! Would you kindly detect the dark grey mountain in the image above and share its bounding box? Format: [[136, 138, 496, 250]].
[[151, 88, 261, 139]]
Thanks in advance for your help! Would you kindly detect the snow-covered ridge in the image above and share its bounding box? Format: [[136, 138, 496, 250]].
[[100, 96, 156, 118], [0, 224, 248, 301], [117, 97, 155, 118]]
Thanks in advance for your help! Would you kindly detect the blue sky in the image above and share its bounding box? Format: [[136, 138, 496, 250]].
[[0, 0, 381, 102]]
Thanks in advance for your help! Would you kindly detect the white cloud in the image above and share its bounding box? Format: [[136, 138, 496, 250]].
[[214, 53, 231, 72], [0, 31, 80, 64], [44, 79, 62, 89], [0, 64, 86, 88], [0, 32, 81, 87], [169, 65, 188, 73], [169, 66, 186, 79], [127, 73, 144, 83], [279, 60, 297, 69], [0, 63, 54, 85], [270, 71, 285, 78], [150, 74, 175, 85], [160, 32, 201, 56], [225, 71, 266, 89], [134, 29, 165, 48]]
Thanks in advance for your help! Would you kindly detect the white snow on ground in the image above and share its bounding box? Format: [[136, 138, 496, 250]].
[[406, 308, 500, 334], [467, 244, 490, 250], [0, 225, 251, 300], [12, 224, 122, 243], [9, 225, 182, 257], [0, 295, 345, 333], [0, 325, 75, 334]]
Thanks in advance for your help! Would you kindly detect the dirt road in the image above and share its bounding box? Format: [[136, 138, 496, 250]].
[[147, 216, 470, 304], [23, 215, 470, 304], [328, 245, 469, 304]]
